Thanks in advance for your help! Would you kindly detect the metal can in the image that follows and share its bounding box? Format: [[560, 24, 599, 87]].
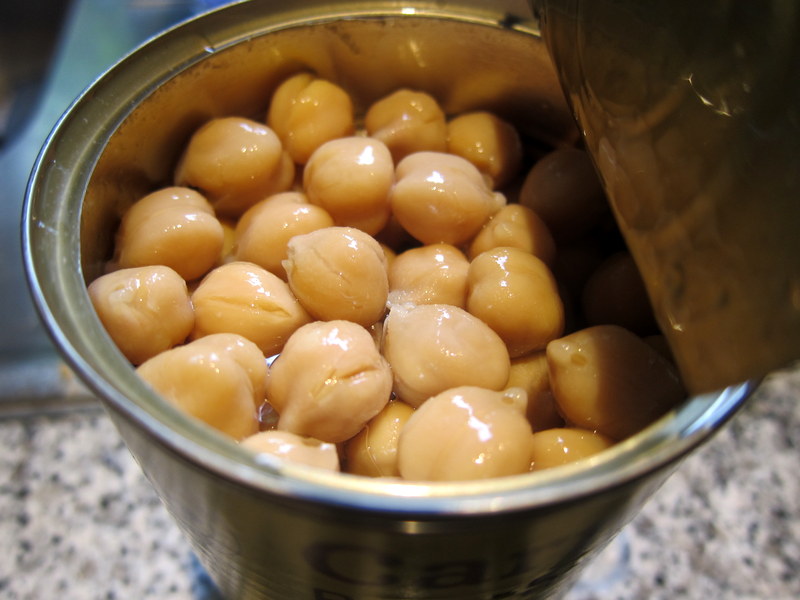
[[22, 1, 754, 598]]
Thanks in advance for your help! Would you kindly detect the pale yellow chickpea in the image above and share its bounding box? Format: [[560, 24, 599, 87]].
[[364, 89, 447, 162], [467, 247, 565, 358], [114, 186, 224, 281], [529, 428, 615, 471], [217, 218, 237, 265], [267, 320, 393, 443], [234, 192, 335, 280], [191, 261, 311, 356], [382, 303, 511, 407], [546, 325, 686, 441], [387, 243, 470, 309], [507, 351, 565, 432], [241, 431, 340, 472], [390, 151, 506, 246], [88, 265, 194, 365], [303, 137, 394, 235], [266, 72, 355, 164], [518, 147, 608, 242], [189, 333, 269, 408], [345, 400, 415, 477], [467, 203, 557, 266], [283, 226, 389, 327], [581, 251, 658, 336], [174, 117, 294, 217], [397, 386, 533, 481], [446, 111, 523, 188], [136, 334, 265, 440]]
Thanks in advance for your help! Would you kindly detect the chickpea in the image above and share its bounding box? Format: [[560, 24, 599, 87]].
[[303, 137, 394, 235], [234, 192, 335, 280], [266, 72, 355, 164], [191, 261, 311, 356], [467, 203, 557, 265], [218, 218, 237, 265], [267, 320, 393, 443], [387, 243, 470, 309], [446, 111, 523, 188], [136, 334, 264, 440], [546, 325, 686, 441], [390, 152, 506, 246], [88, 265, 194, 365], [467, 247, 564, 358], [581, 251, 658, 336], [345, 400, 415, 477], [529, 428, 614, 471], [364, 89, 447, 162], [241, 431, 340, 472], [518, 147, 608, 242], [382, 303, 510, 407], [397, 386, 533, 481], [114, 186, 224, 281], [507, 351, 565, 432], [189, 333, 268, 407], [283, 226, 389, 327], [174, 117, 294, 217]]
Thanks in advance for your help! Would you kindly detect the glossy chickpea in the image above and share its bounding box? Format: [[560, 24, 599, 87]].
[[189, 333, 269, 407], [507, 351, 565, 432], [446, 111, 523, 188], [283, 226, 389, 327], [234, 192, 335, 280], [467, 247, 565, 358], [390, 152, 506, 246], [529, 428, 614, 471], [136, 334, 264, 440], [387, 243, 470, 309], [267, 320, 393, 443], [581, 251, 658, 336], [518, 147, 608, 242], [266, 72, 355, 164], [303, 137, 394, 235], [174, 117, 294, 217], [364, 89, 447, 162], [382, 303, 511, 407], [546, 325, 686, 441], [467, 203, 556, 266], [241, 431, 340, 472], [88, 265, 194, 365], [345, 400, 415, 477], [191, 261, 311, 356], [397, 386, 533, 481], [114, 186, 224, 281]]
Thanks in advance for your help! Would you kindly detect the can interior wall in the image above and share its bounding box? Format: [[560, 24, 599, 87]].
[[23, 1, 754, 598]]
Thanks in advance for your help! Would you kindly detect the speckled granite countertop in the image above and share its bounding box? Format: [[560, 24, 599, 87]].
[[1, 364, 798, 600]]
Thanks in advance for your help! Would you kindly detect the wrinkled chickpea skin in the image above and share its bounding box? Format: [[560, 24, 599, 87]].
[[88, 265, 194, 365], [267, 320, 393, 443], [382, 303, 511, 408]]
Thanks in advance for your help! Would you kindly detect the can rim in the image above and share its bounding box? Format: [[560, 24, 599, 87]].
[[22, 0, 756, 516]]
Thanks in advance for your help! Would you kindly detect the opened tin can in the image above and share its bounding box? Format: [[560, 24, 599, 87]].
[[23, 1, 754, 598]]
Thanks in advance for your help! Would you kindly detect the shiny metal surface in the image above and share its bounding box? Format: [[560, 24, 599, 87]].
[[23, 1, 755, 598], [535, 0, 800, 393]]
